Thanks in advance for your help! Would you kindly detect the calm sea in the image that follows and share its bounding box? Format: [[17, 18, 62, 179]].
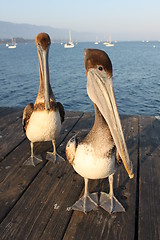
[[0, 41, 160, 115]]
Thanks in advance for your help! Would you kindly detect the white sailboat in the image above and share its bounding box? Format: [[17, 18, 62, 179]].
[[8, 38, 17, 49], [94, 37, 99, 45], [64, 31, 74, 48], [103, 35, 114, 47], [104, 42, 114, 47]]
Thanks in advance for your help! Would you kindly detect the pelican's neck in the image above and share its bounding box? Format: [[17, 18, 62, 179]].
[[91, 103, 113, 143], [93, 104, 109, 131], [84, 103, 114, 154]]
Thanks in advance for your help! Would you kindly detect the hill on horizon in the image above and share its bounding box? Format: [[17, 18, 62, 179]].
[[0, 21, 100, 42]]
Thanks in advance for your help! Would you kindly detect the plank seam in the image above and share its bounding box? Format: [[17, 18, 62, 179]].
[[134, 116, 140, 240]]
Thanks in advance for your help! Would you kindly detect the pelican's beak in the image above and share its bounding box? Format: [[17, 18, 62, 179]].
[[86, 67, 134, 178], [37, 45, 50, 111]]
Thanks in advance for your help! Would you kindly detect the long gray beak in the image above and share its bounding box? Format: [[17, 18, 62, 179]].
[[43, 49, 50, 110], [87, 68, 134, 178], [38, 45, 50, 110]]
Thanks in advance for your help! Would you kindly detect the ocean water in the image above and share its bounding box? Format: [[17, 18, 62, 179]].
[[0, 41, 160, 115]]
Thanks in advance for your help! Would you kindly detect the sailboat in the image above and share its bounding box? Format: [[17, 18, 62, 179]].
[[94, 37, 99, 45], [103, 35, 114, 47], [64, 31, 74, 48], [8, 38, 17, 49]]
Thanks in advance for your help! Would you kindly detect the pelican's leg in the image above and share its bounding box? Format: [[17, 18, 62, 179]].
[[100, 174, 125, 213], [68, 178, 98, 214], [46, 140, 65, 163], [23, 142, 43, 167]]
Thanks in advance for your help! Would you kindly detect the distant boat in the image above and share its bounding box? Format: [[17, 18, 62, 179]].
[[64, 31, 74, 48], [104, 42, 114, 47], [94, 37, 99, 45], [8, 38, 16, 49], [103, 35, 114, 47], [8, 45, 16, 49]]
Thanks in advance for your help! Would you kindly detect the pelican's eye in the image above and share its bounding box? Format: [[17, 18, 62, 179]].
[[98, 66, 103, 71]]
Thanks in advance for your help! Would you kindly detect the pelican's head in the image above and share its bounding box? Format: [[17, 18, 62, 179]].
[[84, 49, 134, 178], [35, 32, 51, 50], [35, 33, 51, 110]]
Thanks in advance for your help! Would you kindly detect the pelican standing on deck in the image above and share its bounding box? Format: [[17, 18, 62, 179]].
[[66, 49, 134, 214], [23, 33, 65, 166]]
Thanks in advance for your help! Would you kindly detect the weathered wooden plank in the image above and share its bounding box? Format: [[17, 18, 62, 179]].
[[0, 111, 83, 225], [0, 117, 26, 161], [0, 108, 23, 149], [0, 107, 18, 115], [63, 116, 139, 240], [0, 107, 7, 114], [0, 108, 23, 131], [139, 116, 160, 240], [0, 107, 23, 119], [0, 112, 93, 240], [0, 139, 48, 223]]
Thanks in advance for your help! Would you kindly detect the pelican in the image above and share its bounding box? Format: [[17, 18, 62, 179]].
[[22, 33, 65, 166], [66, 49, 134, 214]]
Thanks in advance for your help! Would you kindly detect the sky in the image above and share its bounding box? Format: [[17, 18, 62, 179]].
[[0, 0, 160, 40]]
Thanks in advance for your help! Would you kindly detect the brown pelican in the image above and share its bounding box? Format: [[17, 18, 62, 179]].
[[66, 49, 134, 213], [22, 33, 65, 166]]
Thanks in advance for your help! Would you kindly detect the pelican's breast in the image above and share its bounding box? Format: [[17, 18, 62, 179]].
[[26, 109, 61, 143], [73, 143, 116, 180]]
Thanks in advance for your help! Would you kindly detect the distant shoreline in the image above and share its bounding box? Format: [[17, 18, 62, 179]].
[[1, 37, 159, 45], [0, 38, 34, 45]]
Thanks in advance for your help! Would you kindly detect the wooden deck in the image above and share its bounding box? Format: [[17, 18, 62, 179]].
[[0, 107, 159, 240]]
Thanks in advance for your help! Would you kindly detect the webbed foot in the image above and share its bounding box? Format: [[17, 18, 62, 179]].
[[100, 192, 125, 213], [68, 193, 98, 213], [23, 155, 43, 167], [46, 152, 65, 163]]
